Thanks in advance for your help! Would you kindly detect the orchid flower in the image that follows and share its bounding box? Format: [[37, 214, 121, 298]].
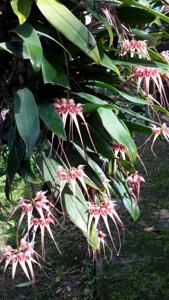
[[121, 39, 149, 60], [112, 143, 127, 160], [53, 98, 96, 152], [30, 213, 61, 257], [127, 171, 145, 203], [151, 123, 169, 151], [161, 51, 169, 64], [87, 197, 123, 254], [2, 241, 41, 282], [131, 66, 167, 107], [12, 191, 55, 230], [97, 230, 112, 260], [57, 165, 88, 198]]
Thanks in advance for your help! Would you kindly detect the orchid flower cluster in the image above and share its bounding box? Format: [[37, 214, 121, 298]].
[[121, 39, 149, 59], [1, 240, 40, 282], [1, 191, 59, 281], [87, 197, 124, 255], [131, 66, 167, 106], [53, 98, 96, 151], [57, 165, 88, 198], [127, 171, 145, 203]]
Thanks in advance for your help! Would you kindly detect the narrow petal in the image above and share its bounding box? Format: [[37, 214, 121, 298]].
[[19, 259, 30, 281], [12, 258, 18, 279]]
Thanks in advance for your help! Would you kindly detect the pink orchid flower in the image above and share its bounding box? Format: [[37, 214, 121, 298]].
[[97, 230, 112, 260], [30, 213, 61, 257], [57, 165, 88, 198], [53, 98, 96, 151], [112, 143, 127, 160], [88, 197, 123, 254], [12, 191, 55, 231], [127, 171, 145, 203], [131, 66, 167, 107], [2, 241, 41, 282], [121, 39, 149, 59]]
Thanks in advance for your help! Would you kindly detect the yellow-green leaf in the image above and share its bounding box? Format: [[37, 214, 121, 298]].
[[11, 0, 31, 25]]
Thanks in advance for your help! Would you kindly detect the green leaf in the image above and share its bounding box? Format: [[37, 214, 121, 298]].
[[100, 53, 120, 77], [85, 81, 148, 105], [37, 149, 88, 235], [111, 57, 169, 72], [122, 0, 169, 23], [41, 55, 69, 87], [18, 158, 41, 184], [38, 103, 66, 140], [124, 120, 152, 135], [74, 92, 108, 105], [35, 0, 100, 63], [112, 176, 140, 221], [0, 41, 29, 59], [14, 88, 40, 156], [11, 0, 31, 25], [5, 136, 25, 200], [13, 23, 43, 71], [97, 107, 137, 162]]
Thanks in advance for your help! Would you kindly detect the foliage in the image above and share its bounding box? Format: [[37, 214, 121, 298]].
[[0, 0, 169, 282]]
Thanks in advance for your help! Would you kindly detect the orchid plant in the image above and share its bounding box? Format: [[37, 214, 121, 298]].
[[1, 0, 169, 283]]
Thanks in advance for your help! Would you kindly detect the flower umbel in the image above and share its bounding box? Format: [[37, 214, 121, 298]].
[[121, 39, 149, 59], [53, 98, 96, 151], [57, 165, 88, 198], [88, 197, 123, 254], [132, 66, 167, 107], [2, 241, 41, 282]]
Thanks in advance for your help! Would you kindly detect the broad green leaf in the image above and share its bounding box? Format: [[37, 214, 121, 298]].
[[5, 136, 25, 200], [85, 81, 148, 105], [41, 55, 69, 87], [118, 6, 154, 25], [97, 107, 137, 162], [35, 24, 72, 59], [14, 88, 40, 156], [122, 0, 169, 23], [74, 92, 108, 105], [13, 23, 43, 71], [35, 0, 100, 63], [100, 53, 120, 77], [124, 120, 152, 135], [38, 103, 66, 140], [11, 0, 31, 25]]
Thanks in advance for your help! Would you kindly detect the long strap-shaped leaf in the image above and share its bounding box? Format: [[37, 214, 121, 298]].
[[97, 107, 137, 162], [122, 0, 169, 24], [35, 0, 100, 63]]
